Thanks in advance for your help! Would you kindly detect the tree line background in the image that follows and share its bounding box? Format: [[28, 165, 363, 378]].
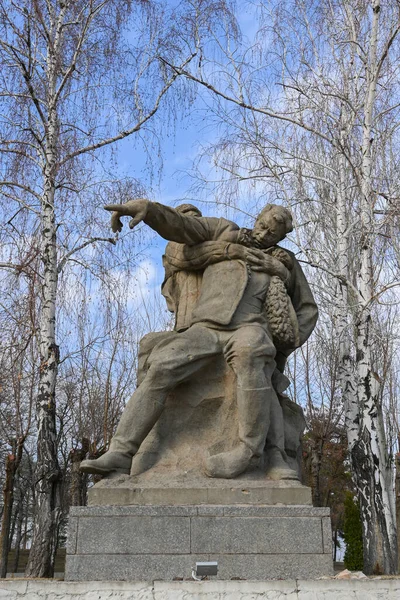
[[0, 0, 399, 578]]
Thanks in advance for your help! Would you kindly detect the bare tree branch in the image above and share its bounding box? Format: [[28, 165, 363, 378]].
[[57, 237, 116, 273]]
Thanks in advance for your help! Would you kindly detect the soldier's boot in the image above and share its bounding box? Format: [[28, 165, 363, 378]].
[[204, 387, 270, 479], [80, 451, 133, 476], [265, 445, 299, 481], [79, 381, 169, 477]]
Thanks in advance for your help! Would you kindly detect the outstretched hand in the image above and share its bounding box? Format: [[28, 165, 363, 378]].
[[104, 199, 149, 233]]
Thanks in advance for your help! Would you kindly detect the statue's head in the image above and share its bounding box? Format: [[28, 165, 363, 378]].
[[252, 204, 293, 248], [176, 203, 202, 217]]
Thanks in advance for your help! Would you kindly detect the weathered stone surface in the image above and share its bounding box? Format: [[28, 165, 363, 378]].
[[76, 516, 190, 555], [191, 516, 323, 554], [154, 580, 299, 600], [88, 476, 312, 506], [65, 554, 209, 582], [128, 354, 243, 479], [197, 505, 225, 516], [72, 503, 327, 517], [81, 202, 317, 481], [3, 579, 400, 600], [70, 504, 198, 517], [66, 553, 333, 582], [322, 516, 333, 554], [66, 516, 78, 555], [0, 580, 154, 600], [222, 506, 329, 517], [213, 554, 333, 580], [125, 347, 308, 482], [65, 504, 333, 581], [0, 579, 28, 598], [296, 579, 400, 600]]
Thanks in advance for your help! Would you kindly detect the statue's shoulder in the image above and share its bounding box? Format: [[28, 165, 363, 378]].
[[199, 216, 239, 240], [200, 215, 238, 227]]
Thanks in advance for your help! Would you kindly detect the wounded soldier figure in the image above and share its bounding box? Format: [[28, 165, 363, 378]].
[[80, 199, 318, 479]]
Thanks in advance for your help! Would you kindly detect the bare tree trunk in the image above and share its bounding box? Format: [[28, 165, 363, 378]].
[[0, 454, 16, 578], [22, 6, 69, 573], [310, 440, 323, 507], [350, 0, 398, 574], [69, 439, 90, 507], [12, 501, 24, 574], [8, 504, 18, 559], [335, 129, 358, 454], [333, 527, 338, 563], [22, 489, 30, 552], [0, 437, 24, 578], [25, 172, 61, 577], [25, 64, 62, 573], [396, 450, 400, 573], [353, 309, 397, 573]]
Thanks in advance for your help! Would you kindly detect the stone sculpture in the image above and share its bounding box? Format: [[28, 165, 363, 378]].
[[80, 199, 318, 480]]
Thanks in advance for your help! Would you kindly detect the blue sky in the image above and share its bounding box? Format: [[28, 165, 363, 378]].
[[115, 0, 262, 213], [105, 1, 268, 316]]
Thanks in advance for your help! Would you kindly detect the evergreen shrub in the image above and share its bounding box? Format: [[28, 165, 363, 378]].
[[343, 492, 364, 571]]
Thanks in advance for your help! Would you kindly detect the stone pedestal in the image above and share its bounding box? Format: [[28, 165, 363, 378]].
[[65, 500, 333, 581], [66, 337, 333, 581], [65, 477, 333, 581], [87, 474, 313, 506]]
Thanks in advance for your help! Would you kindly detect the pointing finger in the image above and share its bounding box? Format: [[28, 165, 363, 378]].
[[104, 204, 126, 212], [111, 213, 123, 233]]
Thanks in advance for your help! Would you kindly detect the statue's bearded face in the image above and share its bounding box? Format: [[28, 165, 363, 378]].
[[252, 210, 288, 248]]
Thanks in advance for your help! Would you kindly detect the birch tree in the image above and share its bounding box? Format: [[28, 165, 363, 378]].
[[171, 0, 400, 573], [0, 0, 222, 576]]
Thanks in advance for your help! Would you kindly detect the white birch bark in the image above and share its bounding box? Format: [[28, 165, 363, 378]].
[[24, 172, 61, 577], [335, 128, 358, 457], [351, 0, 397, 574], [24, 4, 67, 577]]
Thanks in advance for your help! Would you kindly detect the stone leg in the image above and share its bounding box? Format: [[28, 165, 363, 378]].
[[204, 325, 276, 478], [80, 326, 224, 475], [236, 386, 271, 456], [265, 392, 299, 480], [267, 391, 285, 450], [111, 327, 227, 454], [136, 331, 177, 386]]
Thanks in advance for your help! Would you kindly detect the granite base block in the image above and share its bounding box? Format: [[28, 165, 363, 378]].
[[88, 478, 312, 506], [65, 504, 333, 581], [65, 553, 333, 582]]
